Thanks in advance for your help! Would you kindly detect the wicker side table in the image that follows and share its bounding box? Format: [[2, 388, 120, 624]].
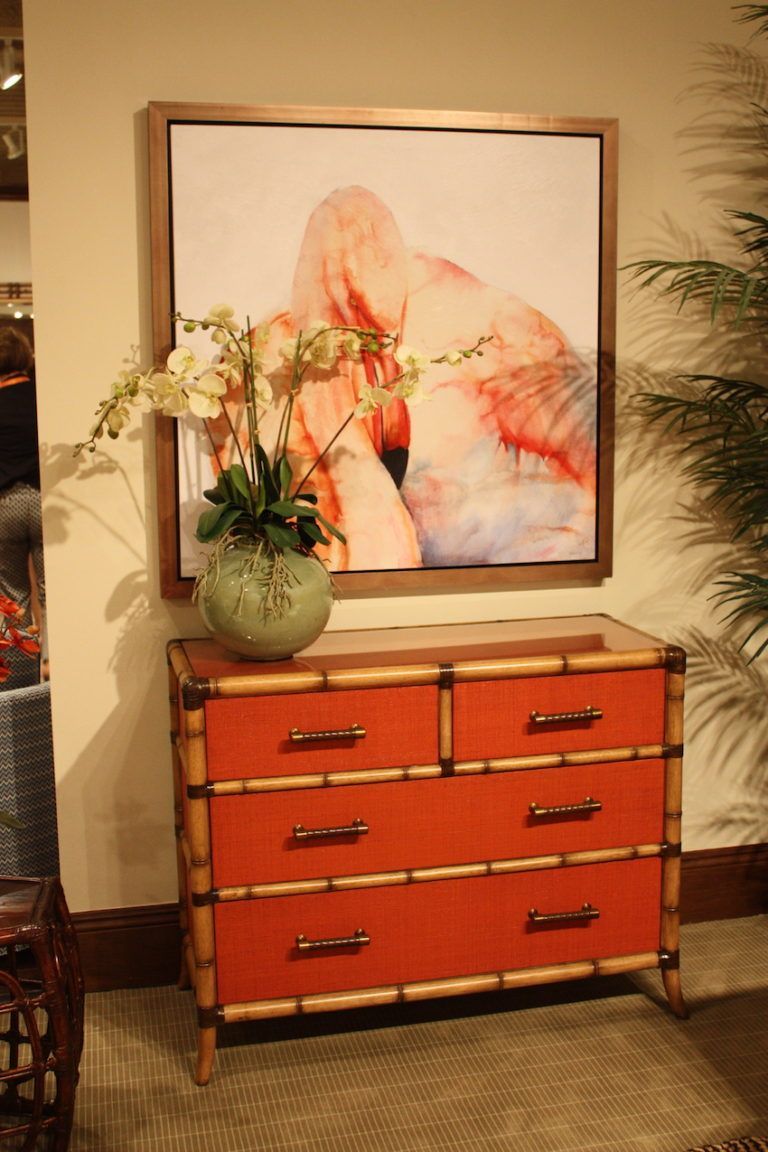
[[0, 877, 84, 1151]]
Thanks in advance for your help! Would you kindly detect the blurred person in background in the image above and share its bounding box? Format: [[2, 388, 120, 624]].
[[0, 327, 45, 685]]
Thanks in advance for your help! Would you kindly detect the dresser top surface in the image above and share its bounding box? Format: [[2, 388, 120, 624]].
[[176, 614, 670, 681]]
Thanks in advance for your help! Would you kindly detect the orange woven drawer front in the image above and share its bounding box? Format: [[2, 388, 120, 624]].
[[204, 685, 438, 781], [213, 858, 661, 1003], [210, 760, 665, 886], [453, 669, 666, 761]]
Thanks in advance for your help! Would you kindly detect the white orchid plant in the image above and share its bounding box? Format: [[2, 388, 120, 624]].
[[76, 305, 489, 572]]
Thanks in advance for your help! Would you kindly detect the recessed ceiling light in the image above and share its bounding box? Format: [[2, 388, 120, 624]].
[[2, 126, 25, 160], [0, 42, 22, 91], [0, 41, 21, 91]]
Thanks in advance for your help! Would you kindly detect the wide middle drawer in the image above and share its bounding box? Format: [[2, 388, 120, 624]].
[[210, 759, 665, 886]]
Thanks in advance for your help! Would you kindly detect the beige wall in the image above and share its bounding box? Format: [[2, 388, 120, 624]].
[[22, 0, 765, 914]]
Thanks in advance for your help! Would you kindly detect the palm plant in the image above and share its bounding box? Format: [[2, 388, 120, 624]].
[[625, 3, 768, 659]]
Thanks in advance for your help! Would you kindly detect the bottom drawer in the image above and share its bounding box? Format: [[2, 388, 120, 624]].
[[214, 858, 661, 1004]]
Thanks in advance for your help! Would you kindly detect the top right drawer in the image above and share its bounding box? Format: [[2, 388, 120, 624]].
[[453, 669, 667, 760]]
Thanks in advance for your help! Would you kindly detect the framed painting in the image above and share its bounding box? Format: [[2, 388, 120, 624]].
[[148, 102, 617, 599]]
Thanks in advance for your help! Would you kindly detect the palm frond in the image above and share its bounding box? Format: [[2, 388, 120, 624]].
[[624, 259, 768, 323], [730, 210, 768, 266], [639, 375, 768, 549], [714, 571, 768, 658], [734, 3, 768, 36], [629, 6, 768, 659]]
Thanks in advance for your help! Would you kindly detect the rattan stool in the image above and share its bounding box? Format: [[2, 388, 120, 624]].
[[0, 877, 84, 1150]]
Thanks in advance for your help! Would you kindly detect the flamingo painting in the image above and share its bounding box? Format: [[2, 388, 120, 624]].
[[205, 186, 598, 574]]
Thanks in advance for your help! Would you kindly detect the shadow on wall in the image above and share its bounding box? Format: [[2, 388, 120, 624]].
[[615, 32, 768, 845], [616, 370, 767, 843], [616, 358, 762, 601], [681, 626, 768, 843], [38, 431, 198, 907]]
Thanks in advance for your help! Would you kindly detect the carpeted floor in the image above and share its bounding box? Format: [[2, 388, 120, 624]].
[[69, 915, 768, 1152]]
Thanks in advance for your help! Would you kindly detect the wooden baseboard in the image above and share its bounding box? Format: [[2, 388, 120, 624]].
[[680, 842, 768, 923], [72, 902, 181, 993], [72, 844, 768, 992]]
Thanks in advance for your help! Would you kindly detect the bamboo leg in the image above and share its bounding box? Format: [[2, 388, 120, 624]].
[[169, 642, 220, 1085], [168, 648, 189, 992], [662, 967, 689, 1019], [660, 650, 689, 1020], [195, 1026, 217, 1087]]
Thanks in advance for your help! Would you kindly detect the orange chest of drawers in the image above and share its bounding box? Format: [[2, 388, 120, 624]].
[[168, 614, 688, 1085]]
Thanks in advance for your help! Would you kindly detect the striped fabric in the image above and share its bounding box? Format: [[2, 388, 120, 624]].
[[0, 681, 59, 875]]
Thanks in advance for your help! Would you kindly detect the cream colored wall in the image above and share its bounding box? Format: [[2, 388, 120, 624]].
[[22, 0, 765, 914]]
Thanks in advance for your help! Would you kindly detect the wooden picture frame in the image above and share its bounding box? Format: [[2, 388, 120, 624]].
[[148, 102, 617, 599]]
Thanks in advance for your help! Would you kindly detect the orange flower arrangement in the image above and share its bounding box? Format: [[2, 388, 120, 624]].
[[0, 595, 40, 684]]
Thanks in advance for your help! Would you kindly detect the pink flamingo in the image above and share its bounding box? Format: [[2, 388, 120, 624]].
[[208, 186, 597, 571]]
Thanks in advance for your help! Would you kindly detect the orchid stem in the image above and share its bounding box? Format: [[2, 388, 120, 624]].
[[241, 316, 260, 484], [292, 410, 356, 496]]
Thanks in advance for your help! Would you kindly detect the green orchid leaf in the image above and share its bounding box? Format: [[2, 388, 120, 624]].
[[314, 508, 347, 544], [264, 522, 301, 550], [195, 502, 244, 542], [277, 455, 293, 497], [227, 463, 252, 504], [298, 519, 330, 546], [268, 499, 315, 519], [202, 487, 226, 506], [256, 445, 279, 504], [216, 471, 235, 500]]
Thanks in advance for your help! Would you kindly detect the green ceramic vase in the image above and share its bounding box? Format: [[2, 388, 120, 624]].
[[195, 543, 333, 661]]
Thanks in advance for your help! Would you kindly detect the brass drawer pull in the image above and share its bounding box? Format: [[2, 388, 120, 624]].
[[529, 705, 603, 726], [529, 797, 602, 818], [528, 902, 600, 925], [289, 723, 366, 743], [293, 818, 369, 841], [296, 928, 370, 952]]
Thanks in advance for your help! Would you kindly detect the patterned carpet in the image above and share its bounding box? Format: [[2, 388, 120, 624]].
[[687, 1141, 768, 1151], [65, 915, 768, 1152]]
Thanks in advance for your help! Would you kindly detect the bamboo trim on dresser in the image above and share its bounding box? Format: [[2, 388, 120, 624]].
[[213, 950, 665, 1024], [168, 640, 219, 1084], [168, 651, 189, 990], [177, 643, 676, 706], [438, 663, 454, 774], [660, 648, 688, 1017], [196, 844, 665, 905], [166, 623, 695, 1086], [189, 743, 673, 798]]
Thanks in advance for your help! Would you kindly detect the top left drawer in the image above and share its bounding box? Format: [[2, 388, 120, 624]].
[[203, 685, 439, 780]]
